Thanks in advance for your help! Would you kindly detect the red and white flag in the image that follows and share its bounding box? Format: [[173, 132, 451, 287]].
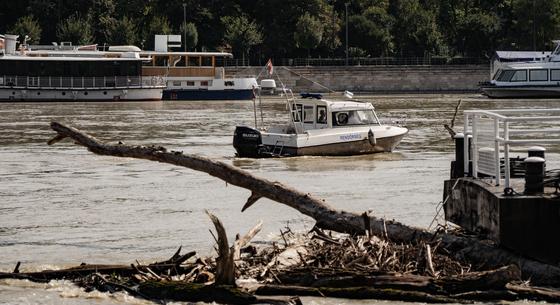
[[0, 37, 4, 50], [265, 58, 273, 75]]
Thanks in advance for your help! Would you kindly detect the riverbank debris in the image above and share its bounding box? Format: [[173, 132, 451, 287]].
[[3, 121, 557, 303]]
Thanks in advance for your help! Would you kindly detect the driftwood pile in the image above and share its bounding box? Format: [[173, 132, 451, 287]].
[[3, 224, 560, 304], [2, 122, 560, 304]]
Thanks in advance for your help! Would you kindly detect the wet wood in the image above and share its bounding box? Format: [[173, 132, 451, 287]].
[[47, 122, 560, 286], [506, 283, 560, 303], [435, 264, 521, 293], [138, 281, 301, 305], [253, 284, 463, 303], [206, 210, 236, 285]]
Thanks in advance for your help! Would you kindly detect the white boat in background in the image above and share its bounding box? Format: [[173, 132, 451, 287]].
[[136, 35, 257, 100], [0, 34, 164, 102], [139, 51, 257, 100], [233, 91, 408, 157], [481, 41, 560, 98]]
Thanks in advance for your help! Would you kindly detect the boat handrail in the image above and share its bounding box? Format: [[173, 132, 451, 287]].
[[463, 108, 560, 188], [0, 75, 166, 89]]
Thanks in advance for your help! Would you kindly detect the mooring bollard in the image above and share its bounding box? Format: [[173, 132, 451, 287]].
[[453, 133, 464, 178], [524, 157, 545, 195], [528, 146, 546, 159]]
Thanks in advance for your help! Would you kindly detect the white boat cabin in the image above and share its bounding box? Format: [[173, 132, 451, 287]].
[[269, 94, 381, 134]]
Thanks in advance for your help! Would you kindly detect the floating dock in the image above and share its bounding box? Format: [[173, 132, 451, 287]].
[[444, 109, 560, 265]]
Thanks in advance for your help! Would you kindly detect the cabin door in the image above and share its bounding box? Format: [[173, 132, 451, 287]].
[[302, 105, 315, 130]]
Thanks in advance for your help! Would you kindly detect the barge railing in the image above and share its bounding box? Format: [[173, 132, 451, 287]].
[[0, 75, 166, 89], [463, 109, 560, 188]]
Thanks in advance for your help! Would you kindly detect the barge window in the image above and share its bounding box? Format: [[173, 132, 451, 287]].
[[303, 105, 314, 123], [186, 81, 195, 86], [201, 57, 212, 67], [492, 69, 502, 80], [529, 69, 548, 81], [551, 69, 560, 81], [510, 70, 527, 82], [188, 56, 200, 66], [201, 81, 209, 86], [497, 70, 514, 82], [225, 81, 234, 86], [317, 106, 327, 124]]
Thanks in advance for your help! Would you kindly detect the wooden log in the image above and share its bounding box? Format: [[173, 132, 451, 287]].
[[47, 122, 560, 286], [275, 265, 519, 294], [138, 281, 301, 305], [506, 283, 560, 303], [253, 284, 463, 303], [206, 210, 236, 285], [0, 263, 188, 282], [436, 264, 521, 293]]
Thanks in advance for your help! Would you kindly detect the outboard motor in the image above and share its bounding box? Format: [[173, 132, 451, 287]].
[[233, 126, 264, 158]]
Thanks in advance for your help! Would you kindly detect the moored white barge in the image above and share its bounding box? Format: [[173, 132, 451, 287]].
[[0, 34, 164, 102]]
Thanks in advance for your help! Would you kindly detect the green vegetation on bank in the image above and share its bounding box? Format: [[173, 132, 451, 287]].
[[1, 0, 559, 60]]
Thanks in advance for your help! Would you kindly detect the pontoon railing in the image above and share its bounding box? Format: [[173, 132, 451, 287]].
[[0, 75, 165, 89], [463, 109, 560, 188]]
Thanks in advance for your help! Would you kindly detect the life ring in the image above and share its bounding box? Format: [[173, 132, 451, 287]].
[[368, 129, 376, 146]]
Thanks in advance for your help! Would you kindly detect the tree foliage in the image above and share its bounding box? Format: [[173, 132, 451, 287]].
[[8, 15, 42, 44], [221, 15, 263, 58], [2, 0, 560, 60], [348, 3, 394, 57], [56, 15, 94, 45], [294, 13, 324, 57], [108, 16, 138, 45], [181, 22, 198, 51], [143, 15, 172, 50]]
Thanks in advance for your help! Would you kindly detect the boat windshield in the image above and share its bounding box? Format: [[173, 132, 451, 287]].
[[332, 110, 379, 126]]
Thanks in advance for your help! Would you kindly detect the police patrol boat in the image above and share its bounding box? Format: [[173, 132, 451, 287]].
[[233, 91, 408, 158]]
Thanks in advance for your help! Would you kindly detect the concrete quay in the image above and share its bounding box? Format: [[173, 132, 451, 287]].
[[225, 65, 489, 93]]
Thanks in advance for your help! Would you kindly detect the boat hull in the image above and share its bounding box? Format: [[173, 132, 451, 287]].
[[481, 85, 560, 98], [163, 89, 254, 100], [0, 87, 163, 102], [233, 126, 407, 158]]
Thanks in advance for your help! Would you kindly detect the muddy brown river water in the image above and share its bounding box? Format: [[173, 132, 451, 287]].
[[1, 94, 559, 304]]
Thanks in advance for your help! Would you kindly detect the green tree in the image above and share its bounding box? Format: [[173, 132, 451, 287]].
[[252, 0, 333, 58], [88, 0, 117, 43], [509, 0, 560, 50], [294, 12, 324, 57], [390, 0, 443, 56], [8, 15, 42, 44], [348, 5, 394, 57], [316, 1, 341, 56], [143, 15, 172, 50], [108, 16, 138, 45], [180, 22, 198, 51], [221, 15, 263, 59], [56, 15, 94, 45], [455, 9, 500, 56]]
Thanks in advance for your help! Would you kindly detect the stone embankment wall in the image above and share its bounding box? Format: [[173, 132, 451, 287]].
[[225, 65, 490, 93]]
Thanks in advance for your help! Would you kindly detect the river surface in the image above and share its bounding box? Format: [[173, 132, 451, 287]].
[[1, 94, 559, 304]]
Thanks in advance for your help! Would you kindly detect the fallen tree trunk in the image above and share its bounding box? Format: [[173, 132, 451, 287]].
[[252, 284, 462, 303], [47, 122, 560, 286], [138, 281, 301, 305]]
